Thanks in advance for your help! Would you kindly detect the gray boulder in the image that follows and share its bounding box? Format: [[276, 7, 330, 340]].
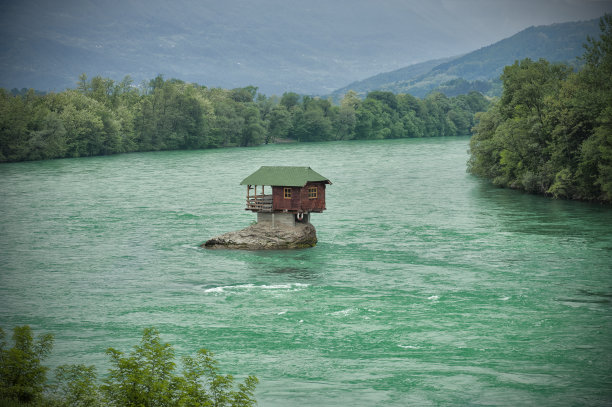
[[203, 222, 317, 250]]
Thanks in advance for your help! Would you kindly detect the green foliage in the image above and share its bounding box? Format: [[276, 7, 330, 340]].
[[176, 349, 258, 407], [1, 71, 490, 162], [265, 105, 291, 143], [0, 327, 257, 407], [52, 365, 101, 407], [468, 14, 612, 202], [0, 326, 54, 404], [101, 327, 258, 407], [102, 327, 178, 406]]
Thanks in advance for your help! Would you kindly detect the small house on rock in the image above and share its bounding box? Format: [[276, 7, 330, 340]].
[[240, 166, 331, 227]]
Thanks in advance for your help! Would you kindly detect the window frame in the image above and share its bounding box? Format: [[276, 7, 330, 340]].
[[308, 186, 318, 199], [283, 187, 292, 199]]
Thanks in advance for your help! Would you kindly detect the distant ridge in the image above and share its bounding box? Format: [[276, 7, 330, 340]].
[[331, 18, 602, 99], [6, 0, 567, 97], [329, 56, 456, 101]]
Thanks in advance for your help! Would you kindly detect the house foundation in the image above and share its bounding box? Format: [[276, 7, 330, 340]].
[[257, 212, 311, 227]]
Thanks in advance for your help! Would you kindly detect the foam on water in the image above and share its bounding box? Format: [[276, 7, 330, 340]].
[[329, 308, 357, 317], [202, 283, 310, 293]]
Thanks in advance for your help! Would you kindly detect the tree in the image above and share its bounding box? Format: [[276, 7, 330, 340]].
[[468, 105, 505, 181], [0, 89, 31, 161], [292, 104, 332, 142], [0, 326, 258, 406], [499, 58, 570, 124], [59, 93, 107, 157], [101, 327, 258, 407], [230, 86, 258, 103], [76, 73, 90, 94], [266, 105, 291, 143], [239, 105, 265, 146], [53, 364, 102, 407], [1, 70, 491, 162], [469, 14, 612, 202], [26, 111, 68, 160], [340, 90, 360, 110], [177, 349, 258, 407], [582, 14, 612, 85], [0, 326, 54, 403], [333, 104, 356, 140], [365, 91, 397, 111], [333, 92, 360, 140], [423, 92, 457, 137], [102, 327, 178, 406], [280, 92, 300, 110], [575, 14, 612, 200]]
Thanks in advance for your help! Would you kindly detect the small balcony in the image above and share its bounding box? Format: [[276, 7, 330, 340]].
[[246, 194, 273, 212]]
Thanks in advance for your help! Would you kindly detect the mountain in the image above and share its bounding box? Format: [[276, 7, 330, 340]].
[[331, 18, 603, 99], [2, 0, 611, 96], [0, 0, 497, 96], [328, 56, 458, 100]]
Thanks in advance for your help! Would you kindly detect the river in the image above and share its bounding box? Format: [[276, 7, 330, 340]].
[[1, 137, 611, 406]]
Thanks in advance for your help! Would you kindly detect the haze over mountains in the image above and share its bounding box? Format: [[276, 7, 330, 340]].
[[1, 0, 611, 96], [332, 18, 603, 99]]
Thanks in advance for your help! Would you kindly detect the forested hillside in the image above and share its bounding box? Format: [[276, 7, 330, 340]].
[[0, 76, 489, 163], [468, 15, 612, 203], [332, 18, 603, 99]]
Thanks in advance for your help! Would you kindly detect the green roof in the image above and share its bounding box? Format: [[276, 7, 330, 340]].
[[240, 166, 331, 187]]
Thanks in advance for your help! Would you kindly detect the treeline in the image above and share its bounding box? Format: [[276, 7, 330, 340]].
[[0, 71, 490, 162], [0, 325, 257, 407], [468, 15, 612, 203]]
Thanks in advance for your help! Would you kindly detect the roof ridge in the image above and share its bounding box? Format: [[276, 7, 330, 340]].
[[261, 165, 310, 168], [240, 166, 331, 186]]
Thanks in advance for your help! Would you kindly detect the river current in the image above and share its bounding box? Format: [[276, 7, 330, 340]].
[[1, 137, 611, 406]]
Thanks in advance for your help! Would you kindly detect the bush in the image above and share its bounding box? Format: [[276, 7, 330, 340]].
[[1, 327, 258, 407], [102, 327, 258, 407], [0, 326, 54, 404]]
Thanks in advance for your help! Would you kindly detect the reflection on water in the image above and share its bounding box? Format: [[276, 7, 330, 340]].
[[472, 179, 612, 238]]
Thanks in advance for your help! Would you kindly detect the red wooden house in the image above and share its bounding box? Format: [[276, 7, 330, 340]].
[[240, 166, 331, 225]]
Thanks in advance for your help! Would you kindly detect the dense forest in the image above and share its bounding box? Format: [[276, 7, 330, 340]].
[[468, 15, 612, 203], [0, 73, 489, 163]]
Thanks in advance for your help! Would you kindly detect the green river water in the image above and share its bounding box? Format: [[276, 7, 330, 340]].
[[1, 137, 611, 406]]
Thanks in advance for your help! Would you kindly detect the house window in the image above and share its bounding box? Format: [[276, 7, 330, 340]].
[[308, 186, 317, 199], [284, 187, 292, 199]]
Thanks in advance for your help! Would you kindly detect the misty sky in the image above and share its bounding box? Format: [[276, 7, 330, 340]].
[[1, 0, 612, 93], [423, 0, 612, 49], [4, 0, 606, 47]]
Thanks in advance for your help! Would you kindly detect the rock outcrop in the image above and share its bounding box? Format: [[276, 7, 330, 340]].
[[202, 222, 317, 250]]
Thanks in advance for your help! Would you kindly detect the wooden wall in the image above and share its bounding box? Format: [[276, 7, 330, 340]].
[[272, 182, 326, 213]]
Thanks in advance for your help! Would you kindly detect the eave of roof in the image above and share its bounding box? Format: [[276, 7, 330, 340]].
[[240, 166, 331, 187]]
